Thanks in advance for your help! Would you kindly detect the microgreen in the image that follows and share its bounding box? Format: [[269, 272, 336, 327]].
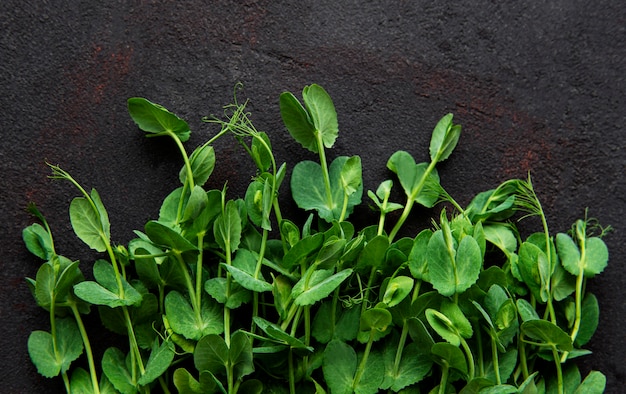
[[24, 83, 609, 393]]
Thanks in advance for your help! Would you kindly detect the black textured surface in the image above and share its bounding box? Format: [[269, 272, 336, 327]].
[[1, 1, 624, 392]]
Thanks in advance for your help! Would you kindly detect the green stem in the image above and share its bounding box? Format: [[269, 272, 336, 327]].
[[562, 235, 587, 362], [393, 320, 410, 375], [519, 334, 530, 380], [174, 252, 199, 321], [339, 191, 349, 222], [71, 303, 100, 394], [552, 346, 564, 394], [353, 330, 375, 389], [476, 327, 484, 377], [167, 131, 195, 191], [562, 271, 585, 363], [224, 239, 233, 347], [460, 337, 475, 381], [491, 334, 501, 384], [316, 133, 334, 212], [288, 348, 296, 394], [123, 306, 145, 377], [377, 211, 386, 236], [195, 232, 206, 312], [438, 363, 449, 394]]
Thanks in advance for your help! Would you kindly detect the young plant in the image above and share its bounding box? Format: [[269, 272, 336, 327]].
[[24, 83, 609, 394]]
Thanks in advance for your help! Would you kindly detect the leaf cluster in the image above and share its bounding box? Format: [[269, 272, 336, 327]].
[[24, 84, 609, 394]]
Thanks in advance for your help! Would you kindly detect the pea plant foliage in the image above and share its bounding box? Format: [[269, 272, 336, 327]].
[[24, 83, 610, 394]]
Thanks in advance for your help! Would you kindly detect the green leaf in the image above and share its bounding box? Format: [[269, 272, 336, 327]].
[[165, 291, 223, 340], [145, 220, 197, 252], [194, 335, 229, 376], [302, 84, 339, 149], [408, 229, 432, 280], [550, 261, 576, 301], [516, 299, 540, 322], [427, 229, 482, 297], [293, 268, 353, 306], [382, 276, 414, 308], [430, 342, 467, 375], [69, 194, 108, 252], [252, 316, 313, 351], [245, 178, 270, 230], [484, 348, 518, 384], [73, 280, 141, 308], [34, 260, 78, 310], [583, 237, 609, 277], [518, 241, 551, 302], [128, 97, 190, 142], [282, 232, 325, 269], [279, 92, 317, 153], [360, 307, 392, 332], [558, 232, 609, 278], [314, 237, 347, 269], [323, 340, 357, 394], [214, 200, 242, 253], [229, 331, 255, 380], [355, 234, 389, 274], [291, 157, 363, 222], [102, 347, 135, 394], [173, 368, 217, 394], [74, 260, 142, 307], [464, 180, 518, 222], [222, 250, 272, 293], [429, 113, 461, 163], [340, 155, 362, 196], [181, 185, 209, 223], [574, 371, 606, 394], [386, 151, 440, 208], [575, 293, 599, 347], [180, 144, 215, 186], [381, 341, 432, 391], [251, 132, 273, 171], [425, 302, 472, 346], [521, 319, 573, 352], [204, 277, 251, 309], [238, 379, 263, 394], [483, 224, 517, 255], [28, 318, 83, 378], [313, 302, 360, 344], [23, 223, 54, 260], [137, 340, 175, 386]]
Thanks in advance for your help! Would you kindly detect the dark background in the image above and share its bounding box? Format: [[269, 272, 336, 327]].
[[1, 1, 624, 392]]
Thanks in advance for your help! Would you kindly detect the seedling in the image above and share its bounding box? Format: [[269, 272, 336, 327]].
[[24, 83, 609, 393]]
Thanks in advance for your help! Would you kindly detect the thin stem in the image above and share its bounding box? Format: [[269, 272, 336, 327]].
[[174, 252, 199, 320], [195, 232, 206, 312], [393, 320, 410, 375], [71, 302, 100, 394], [339, 191, 349, 222], [491, 334, 501, 384], [316, 132, 334, 212], [288, 348, 296, 394], [353, 330, 375, 389], [460, 337, 475, 380], [438, 363, 449, 394], [552, 346, 564, 394], [519, 334, 530, 380], [123, 306, 145, 376]]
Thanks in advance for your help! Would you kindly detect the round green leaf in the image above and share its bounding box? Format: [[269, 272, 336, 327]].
[[521, 319, 573, 352], [128, 97, 190, 142]]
